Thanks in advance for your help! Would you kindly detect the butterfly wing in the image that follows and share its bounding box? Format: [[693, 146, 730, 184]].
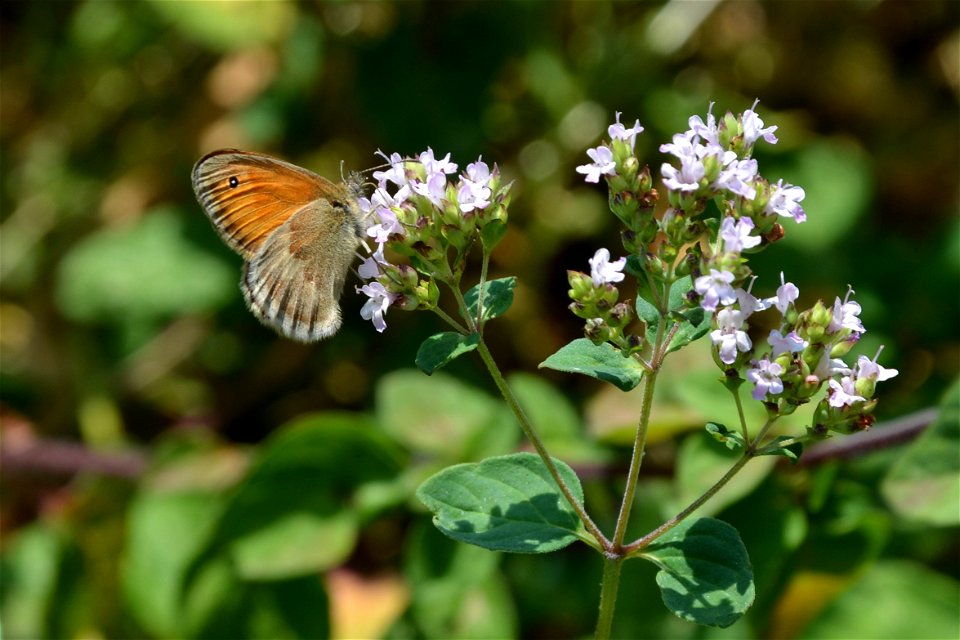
[[241, 195, 363, 342], [191, 149, 338, 258]]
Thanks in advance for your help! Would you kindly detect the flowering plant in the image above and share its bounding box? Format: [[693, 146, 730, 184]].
[[355, 103, 897, 637]]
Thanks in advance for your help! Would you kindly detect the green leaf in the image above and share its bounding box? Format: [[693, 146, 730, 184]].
[[882, 380, 960, 526], [464, 276, 516, 323], [377, 370, 518, 459], [798, 560, 959, 640], [480, 219, 508, 250], [416, 332, 480, 375], [636, 276, 709, 354], [539, 338, 644, 391], [406, 523, 517, 640], [122, 491, 225, 637], [55, 207, 234, 323], [638, 517, 755, 628], [416, 452, 585, 553], [213, 413, 403, 579], [755, 435, 803, 463], [705, 422, 744, 451]]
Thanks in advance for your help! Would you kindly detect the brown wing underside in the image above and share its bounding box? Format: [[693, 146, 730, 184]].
[[240, 202, 359, 342], [191, 149, 340, 258]]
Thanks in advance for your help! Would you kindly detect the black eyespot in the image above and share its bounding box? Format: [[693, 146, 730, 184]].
[[229, 176, 239, 188]]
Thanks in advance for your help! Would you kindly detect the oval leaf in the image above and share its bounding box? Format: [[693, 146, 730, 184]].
[[416, 332, 480, 375], [464, 277, 516, 322], [638, 517, 755, 628], [416, 452, 585, 553], [539, 338, 644, 391]]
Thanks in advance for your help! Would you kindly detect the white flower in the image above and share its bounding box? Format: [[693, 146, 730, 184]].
[[357, 281, 396, 333], [764, 179, 806, 223], [608, 112, 644, 150], [710, 307, 752, 365], [418, 147, 458, 178], [411, 172, 447, 207], [358, 243, 388, 280], [714, 156, 758, 200], [813, 351, 851, 380], [854, 353, 898, 382], [735, 284, 771, 319], [769, 329, 808, 356], [828, 289, 865, 335], [373, 150, 407, 187], [747, 358, 785, 400], [576, 145, 616, 183], [766, 272, 799, 315], [741, 102, 779, 147], [660, 132, 707, 192], [828, 376, 865, 408], [720, 216, 762, 254], [688, 102, 720, 147], [695, 268, 737, 312], [364, 186, 408, 244], [588, 248, 626, 286], [457, 180, 491, 213]]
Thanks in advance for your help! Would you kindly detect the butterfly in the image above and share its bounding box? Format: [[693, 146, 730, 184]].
[[192, 149, 366, 342]]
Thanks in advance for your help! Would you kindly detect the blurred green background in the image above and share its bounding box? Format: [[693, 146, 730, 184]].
[[1, 1, 958, 639]]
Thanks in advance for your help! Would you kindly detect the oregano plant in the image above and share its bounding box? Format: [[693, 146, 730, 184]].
[[353, 103, 898, 637]]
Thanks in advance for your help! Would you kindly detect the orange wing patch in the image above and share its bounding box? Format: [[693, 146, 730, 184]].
[[192, 150, 334, 257]]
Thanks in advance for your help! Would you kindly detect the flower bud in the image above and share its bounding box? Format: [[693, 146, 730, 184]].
[[609, 302, 632, 328], [584, 317, 611, 344], [568, 271, 594, 298]]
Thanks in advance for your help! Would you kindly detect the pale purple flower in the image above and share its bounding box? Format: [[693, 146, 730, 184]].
[[854, 352, 898, 382], [767, 272, 799, 315], [720, 216, 762, 254], [735, 282, 771, 318], [457, 180, 491, 213], [465, 158, 491, 187], [357, 281, 397, 333], [577, 145, 616, 183], [365, 186, 409, 243], [418, 147, 458, 178], [373, 150, 407, 187], [688, 103, 720, 148], [813, 351, 851, 380], [660, 132, 708, 192], [741, 102, 779, 147], [828, 289, 865, 335], [764, 179, 806, 223], [608, 112, 644, 150], [588, 248, 626, 286], [714, 156, 758, 200], [411, 172, 448, 207], [828, 376, 865, 408], [769, 329, 808, 356], [710, 307, 752, 365], [358, 243, 388, 280], [747, 358, 785, 400], [695, 268, 737, 312]]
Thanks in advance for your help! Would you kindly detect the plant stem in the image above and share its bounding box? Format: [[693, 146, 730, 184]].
[[623, 451, 751, 554], [474, 338, 609, 548], [610, 368, 656, 548], [595, 556, 623, 640], [474, 248, 491, 329], [431, 306, 469, 334]]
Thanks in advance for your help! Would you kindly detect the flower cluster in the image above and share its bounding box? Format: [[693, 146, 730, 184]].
[[355, 148, 511, 331], [708, 272, 897, 434], [574, 103, 897, 436], [567, 248, 644, 353]]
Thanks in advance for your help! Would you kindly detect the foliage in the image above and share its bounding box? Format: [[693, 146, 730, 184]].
[[1, 1, 958, 639]]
